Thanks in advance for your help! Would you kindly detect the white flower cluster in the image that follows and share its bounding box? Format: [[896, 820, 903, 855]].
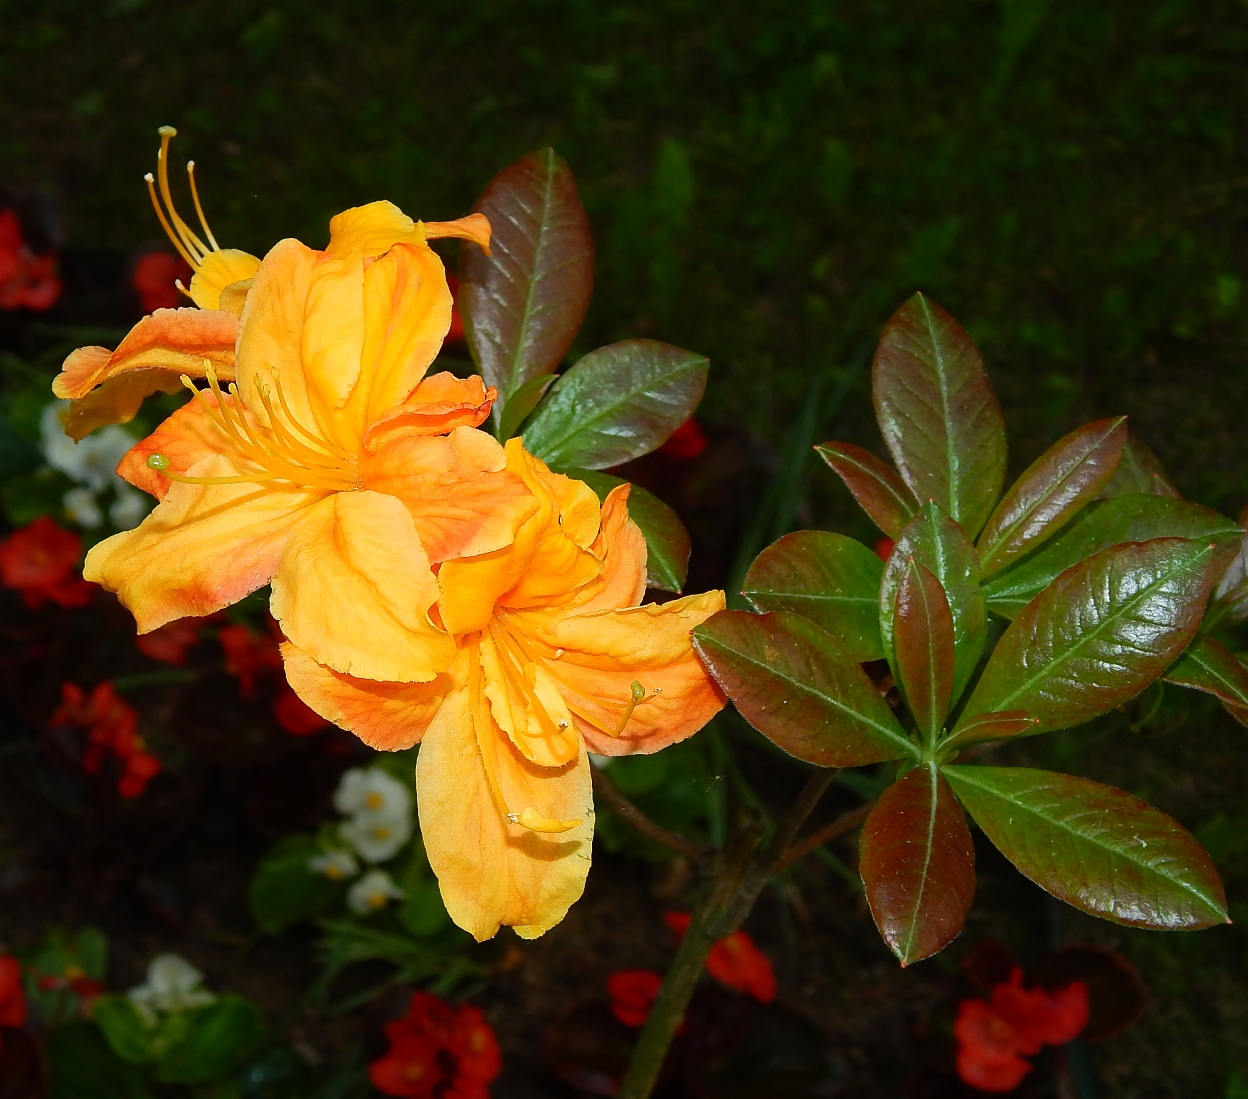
[[308, 767, 414, 914], [40, 401, 148, 530], [127, 954, 216, 1026]]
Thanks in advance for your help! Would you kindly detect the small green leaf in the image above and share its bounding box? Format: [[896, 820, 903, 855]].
[[399, 877, 453, 938], [943, 765, 1227, 929], [564, 468, 690, 593], [1100, 433, 1180, 499], [860, 763, 975, 965], [93, 996, 157, 1065], [48, 1021, 154, 1099], [892, 559, 955, 742], [523, 340, 709, 469], [872, 293, 1006, 537], [741, 531, 884, 660], [962, 538, 1221, 735], [1164, 634, 1248, 726], [880, 502, 986, 702], [977, 416, 1127, 576], [693, 609, 916, 766], [247, 835, 340, 935], [497, 372, 556, 440], [156, 996, 267, 1085], [815, 441, 917, 538], [983, 494, 1241, 618], [1208, 504, 1248, 628], [460, 148, 594, 414], [941, 710, 1039, 752]]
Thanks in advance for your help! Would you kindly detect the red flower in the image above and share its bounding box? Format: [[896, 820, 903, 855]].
[[0, 956, 25, 1028], [52, 681, 161, 798], [370, 992, 501, 1099], [0, 517, 95, 609], [0, 209, 61, 311], [218, 621, 283, 700], [660, 418, 708, 460], [663, 913, 777, 1003], [607, 970, 664, 1028], [273, 686, 329, 735], [135, 618, 201, 665], [132, 250, 192, 314], [873, 537, 895, 561]]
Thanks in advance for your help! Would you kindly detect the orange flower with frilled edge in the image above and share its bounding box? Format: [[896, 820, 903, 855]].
[[83, 225, 538, 688], [282, 439, 726, 941], [54, 126, 491, 441]]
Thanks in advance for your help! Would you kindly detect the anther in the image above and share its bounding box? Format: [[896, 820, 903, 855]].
[[147, 454, 170, 471]]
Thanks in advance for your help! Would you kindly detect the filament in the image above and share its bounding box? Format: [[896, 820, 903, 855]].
[[144, 126, 224, 273]]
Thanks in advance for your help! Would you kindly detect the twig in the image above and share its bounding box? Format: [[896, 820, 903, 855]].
[[590, 764, 713, 863], [774, 801, 873, 872]]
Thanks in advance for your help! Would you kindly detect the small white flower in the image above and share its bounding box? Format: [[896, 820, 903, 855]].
[[347, 869, 404, 915], [308, 848, 359, 880], [63, 487, 103, 529], [109, 482, 149, 530], [40, 403, 136, 494], [127, 954, 216, 1023], [339, 810, 412, 863], [333, 767, 412, 819]]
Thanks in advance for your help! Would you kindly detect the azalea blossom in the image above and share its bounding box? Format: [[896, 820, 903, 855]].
[[0, 517, 94, 609], [370, 992, 501, 1099], [284, 440, 725, 940], [127, 954, 215, 1024], [347, 869, 405, 914]]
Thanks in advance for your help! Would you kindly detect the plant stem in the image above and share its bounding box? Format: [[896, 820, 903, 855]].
[[591, 763, 713, 862], [774, 800, 873, 872]]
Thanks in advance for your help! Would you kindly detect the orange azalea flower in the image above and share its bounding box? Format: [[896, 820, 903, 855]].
[[80, 208, 535, 688], [283, 440, 725, 940]]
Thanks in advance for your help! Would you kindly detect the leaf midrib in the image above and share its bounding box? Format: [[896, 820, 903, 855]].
[[507, 150, 556, 398], [900, 763, 940, 960]]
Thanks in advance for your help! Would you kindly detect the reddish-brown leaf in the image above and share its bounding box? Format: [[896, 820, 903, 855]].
[[1163, 633, 1248, 727], [893, 559, 955, 741], [977, 416, 1128, 576], [815, 441, 917, 537], [942, 710, 1040, 751], [860, 763, 976, 965]]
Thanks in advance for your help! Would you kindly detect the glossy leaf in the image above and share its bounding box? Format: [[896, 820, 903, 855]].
[[497, 371, 556, 440], [983, 494, 1241, 618], [872, 293, 1006, 537], [1101, 433, 1181, 499], [741, 530, 884, 660], [566, 467, 690, 593], [815, 441, 917, 537], [692, 609, 916, 767], [892, 559, 955, 740], [860, 762, 975, 965], [460, 148, 593, 412], [961, 538, 1221, 735], [880, 502, 987, 702], [941, 710, 1039, 752], [977, 416, 1127, 576], [523, 339, 709, 469], [1208, 501, 1248, 627], [1164, 633, 1248, 726], [943, 766, 1228, 929]]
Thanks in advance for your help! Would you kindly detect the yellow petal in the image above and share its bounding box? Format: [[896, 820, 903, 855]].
[[300, 251, 368, 450], [84, 457, 321, 632], [572, 483, 647, 612], [361, 426, 538, 564], [363, 373, 495, 450], [480, 631, 578, 767], [423, 212, 492, 253], [280, 641, 450, 751], [326, 200, 424, 259], [188, 249, 262, 311], [63, 370, 185, 442], [416, 665, 593, 942], [272, 490, 455, 682]]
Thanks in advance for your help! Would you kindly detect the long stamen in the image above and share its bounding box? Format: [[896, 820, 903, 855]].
[[609, 681, 648, 738], [185, 160, 220, 251], [155, 127, 211, 262], [254, 385, 347, 468], [489, 627, 566, 740], [145, 454, 277, 486], [269, 372, 355, 461], [145, 174, 199, 270]]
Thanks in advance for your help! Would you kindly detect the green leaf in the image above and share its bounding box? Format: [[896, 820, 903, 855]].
[[976, 416, 1127, 576], [892, 560, 955, 741], [398, 877, 452, 938], [961, 538, 1221, 735], [1208, 504, 1248, 628], [497, 371, 556, 441], [1164, 634, 1248, 727], [93, 995, 158, 1065], [741, 531, 884, 661], [859, 763, 975, 965], [156, 996, 267, 1085], [460, 148, 594, 414], [1100, 433, 1180, 499], [880, 502, 986, 702], [872, 293, 1006, 537], [983, 494, 1241, 618], [565, 468, 690, 593], [48, 1021, 154, 1099], [815, 441, 917, 538], [523, 340, 708, 469], [692, 609, 916, 767], [943, 765, 1227, 929], [247, 835, 340, 935]]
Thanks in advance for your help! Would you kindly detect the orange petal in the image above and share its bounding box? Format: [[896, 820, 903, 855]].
[[480, 630, 578, 767], [416, 661, 593, 941], [423, 212, 492, 254], [280, 641, 450, 750], [272, 490, 455, 683], [188, 249, 262, 312], [517, 591, 728, 756], [326, 200, 426, 259], [84, 464, 321, 632], [363, 372, 495, 450], [361, 426, 538, 563], [63, 370, 186, 443], [573, 483, 647, 612]]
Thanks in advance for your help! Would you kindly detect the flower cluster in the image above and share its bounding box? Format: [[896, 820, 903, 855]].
[[955, 967, 1089, 1092], [0, 517, 94, 609], [51, 681, 161, 798], [127, 954, 216, 1026], [370, 991, 501, 1099], [0, 208, 59, 311], [61, 127, 726, 940], [40, 402, 147, 530]]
